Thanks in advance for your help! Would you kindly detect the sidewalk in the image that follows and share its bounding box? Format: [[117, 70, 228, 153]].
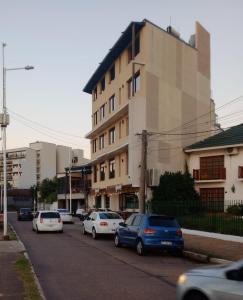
[[0, 227, 25, 299], [183, 229, 243, 262]]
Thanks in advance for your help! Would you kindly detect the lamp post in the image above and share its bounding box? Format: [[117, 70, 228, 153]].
[[1, 43, 34, 238], [69, 148, 72, 214]]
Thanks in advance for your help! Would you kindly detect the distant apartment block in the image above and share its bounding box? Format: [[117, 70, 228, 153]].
[[83, 19, 217, 211], [0, 141, 89, 189], [0, 147, 36, 189]]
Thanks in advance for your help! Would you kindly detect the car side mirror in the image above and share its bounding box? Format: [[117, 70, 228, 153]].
[[86, 217, 91, 221], [226, 269, 243, 281], [119, 222, 127, 227]]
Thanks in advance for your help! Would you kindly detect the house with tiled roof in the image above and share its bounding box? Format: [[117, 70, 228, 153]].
[[185, 123, 243, 206]]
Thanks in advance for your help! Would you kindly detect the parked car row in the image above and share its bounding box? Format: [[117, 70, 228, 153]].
[[82, 211, 184, 256]]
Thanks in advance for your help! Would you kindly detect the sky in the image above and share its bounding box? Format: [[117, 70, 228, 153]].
[[0, 0, 243, 158]]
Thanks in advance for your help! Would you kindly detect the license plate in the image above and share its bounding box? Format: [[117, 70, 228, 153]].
[[161, 241, 172, 246]]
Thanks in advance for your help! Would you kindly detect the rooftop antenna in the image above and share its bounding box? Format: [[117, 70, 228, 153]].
[[169, 16, 172, 26]]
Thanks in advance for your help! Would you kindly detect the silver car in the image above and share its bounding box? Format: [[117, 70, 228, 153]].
[[177, 260, 243, 300]]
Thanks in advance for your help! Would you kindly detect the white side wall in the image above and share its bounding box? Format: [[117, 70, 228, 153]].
[[187, 147, 243, 204]]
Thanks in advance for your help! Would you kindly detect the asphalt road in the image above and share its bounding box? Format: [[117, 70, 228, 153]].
[[9, 213, 204, 300]]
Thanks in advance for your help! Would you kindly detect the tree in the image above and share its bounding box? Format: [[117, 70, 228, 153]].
[[39, 177, 58, 204], [151, 171, 200, 215]]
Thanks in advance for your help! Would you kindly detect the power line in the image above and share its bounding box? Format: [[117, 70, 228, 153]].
[[11, 115, 88, 148], [159, 95, 243, 134], [8, 108, 86, 140], [148, 128, 223, 137]]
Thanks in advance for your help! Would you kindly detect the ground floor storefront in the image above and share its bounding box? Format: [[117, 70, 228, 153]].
[[88, 185, 140, 212]]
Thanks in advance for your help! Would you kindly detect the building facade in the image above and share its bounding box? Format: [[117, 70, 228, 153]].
[[83, 19, 216, 211], [0, 141, 89, 190], [185, 123, 243, 208], [0, 147, 36, 189]]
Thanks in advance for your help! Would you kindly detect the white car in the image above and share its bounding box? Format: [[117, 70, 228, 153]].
[[57, 209, 73, 223], [33, 211, 63, 233], [177, 259, 243, 300], [82, 211, 124, 239]]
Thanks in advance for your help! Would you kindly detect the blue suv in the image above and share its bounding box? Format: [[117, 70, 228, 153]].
[[114, 213, 184, 256]]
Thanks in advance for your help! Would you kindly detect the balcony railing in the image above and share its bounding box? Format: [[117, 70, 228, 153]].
[[193, 168, 226, 181]]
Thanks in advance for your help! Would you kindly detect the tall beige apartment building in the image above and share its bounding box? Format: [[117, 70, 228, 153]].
[[83, 19, 215, 211]]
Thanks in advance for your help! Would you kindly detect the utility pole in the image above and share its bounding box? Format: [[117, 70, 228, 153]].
[[69, 149, 72, 214], [139, 130, 148, 213]]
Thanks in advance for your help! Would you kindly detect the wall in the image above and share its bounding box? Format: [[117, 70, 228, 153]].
[[187, 147, 243, 204]]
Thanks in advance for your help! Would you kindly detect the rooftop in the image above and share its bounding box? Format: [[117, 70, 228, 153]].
[[185, 123, 243, 151], [83, 19, 196, 95]]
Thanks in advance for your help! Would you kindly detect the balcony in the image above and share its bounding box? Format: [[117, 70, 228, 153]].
[[86, 103, 128, 139], [193, 168, 226, 182]]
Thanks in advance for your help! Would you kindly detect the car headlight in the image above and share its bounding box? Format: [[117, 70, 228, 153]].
[[178, 274, 187, 285]]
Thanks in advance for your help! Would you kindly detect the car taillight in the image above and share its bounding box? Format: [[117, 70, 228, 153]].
[[144, 228, 156, 234], [100, 221, 108, 226], [176, 229, 182, 236], [40, 218, 43, 224], [58, 218, 61, 223]]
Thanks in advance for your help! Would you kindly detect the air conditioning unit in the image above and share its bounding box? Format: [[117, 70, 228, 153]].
[[147, 168, 160, 187], [226, 147, 239, 156]]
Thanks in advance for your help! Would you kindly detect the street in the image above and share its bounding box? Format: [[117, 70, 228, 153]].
[[9, 213, 204, 300]]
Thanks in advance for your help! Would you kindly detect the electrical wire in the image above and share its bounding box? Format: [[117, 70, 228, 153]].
[[11, 115, 88, 148], [8, 108, 87, 140]]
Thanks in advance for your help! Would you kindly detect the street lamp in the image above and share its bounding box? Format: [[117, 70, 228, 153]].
[[1, 43, 34, 239]]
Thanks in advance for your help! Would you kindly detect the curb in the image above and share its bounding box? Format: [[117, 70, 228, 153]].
[[8, 223, 46, 300], [183, 249, 232, 264]]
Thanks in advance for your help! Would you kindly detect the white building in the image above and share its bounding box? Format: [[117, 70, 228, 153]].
[[185, 123, 243, 207], [0, 141, 89, 189], [0, 147, 36, 189]]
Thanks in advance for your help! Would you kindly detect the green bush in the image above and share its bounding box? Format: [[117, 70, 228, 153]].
[[227, 204, 243, 216]]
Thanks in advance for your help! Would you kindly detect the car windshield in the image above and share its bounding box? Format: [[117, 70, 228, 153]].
[[148, 216, 178, 227], [57, 209, 69, 213], [99, 213, 122, 220], [40, 212, 60, 219], [20, 208, 31, 213]]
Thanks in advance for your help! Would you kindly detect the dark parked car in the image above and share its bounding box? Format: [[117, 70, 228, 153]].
[[17, 208, 33, 221], [114, 214, 184, 256]]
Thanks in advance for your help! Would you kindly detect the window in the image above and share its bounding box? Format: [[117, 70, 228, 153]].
[[93, 165, 97, 183], [128, 71, 140, 99], [109, 127, 115, 144], [125, 214, 136, 226], [105, 196, 110, 209], [100, 162, 105, 181], [127, 35, 140, 63], [119, 121, 122, 138], [93, 111, 98, 126], [99, 212, 122, 219], [101, 77, 105, 92], [109, 65, 115, 82], [93, 87, 97, 101], [100, 104, 105, 120], [126, 117, 129, 136], [95, 196, 102, 209], [109, 95, 115, 113], [109, 158, 115, 179], [92, 139, 97, 153], [99, 134, 105, 149], [239, 166, 243, 179], [132, 215, 143, 226], [200, 188, 224, 212], [119, 87, 121, 105], [125, 194, 138, 209], [148, 216, 178, 227], [200, 156, 225, 180]]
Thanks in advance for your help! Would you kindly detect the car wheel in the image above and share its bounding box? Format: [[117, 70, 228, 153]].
[[92, 227, 97, 239], [59, 230, 63, 233], [82, 225, 87, 235], [184, 290, 209, 300], [114, 234, 122, 247], [136, 239, 146, 256]]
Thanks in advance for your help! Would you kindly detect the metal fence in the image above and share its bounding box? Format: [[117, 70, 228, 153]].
[[152, 199, 243, 237]]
